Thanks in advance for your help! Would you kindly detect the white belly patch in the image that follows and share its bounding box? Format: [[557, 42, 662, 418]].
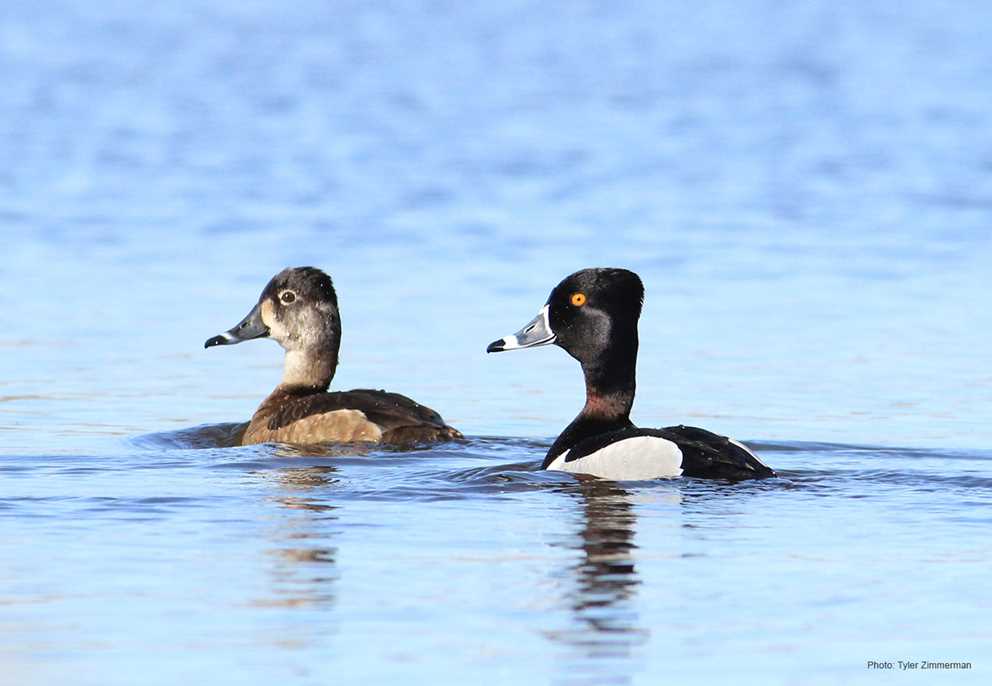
[[546, 436, 684, 480]]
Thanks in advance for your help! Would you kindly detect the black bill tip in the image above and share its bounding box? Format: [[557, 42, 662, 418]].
[[486, 339, 506, 353], [204, 335, 229, 349]]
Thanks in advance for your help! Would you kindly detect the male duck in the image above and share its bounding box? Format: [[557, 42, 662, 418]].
[[206, 267, 461, 446], [486, 268, 774, 481]]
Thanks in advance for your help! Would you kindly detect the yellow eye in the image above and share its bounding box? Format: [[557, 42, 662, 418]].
[[570, 292, 587, 307]]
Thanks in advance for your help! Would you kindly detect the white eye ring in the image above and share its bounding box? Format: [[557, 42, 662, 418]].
[[279, 290, 297, 304]]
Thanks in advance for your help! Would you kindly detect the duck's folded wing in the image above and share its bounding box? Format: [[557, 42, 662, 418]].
[[655, 425, 775, 480], [266, 389, 460, 443]]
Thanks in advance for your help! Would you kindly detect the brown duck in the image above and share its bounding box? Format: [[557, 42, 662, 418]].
[[205, 267, 461, 446]]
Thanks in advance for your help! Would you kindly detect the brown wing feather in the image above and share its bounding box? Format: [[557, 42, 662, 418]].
[[266, 388, 461, 444]]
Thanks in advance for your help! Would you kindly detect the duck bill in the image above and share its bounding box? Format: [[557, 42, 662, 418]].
[[204, 303, 270, 348], [487, 305, 556, 353]]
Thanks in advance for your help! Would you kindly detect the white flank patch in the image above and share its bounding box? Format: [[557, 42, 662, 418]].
[[546, 436, 683, 480]]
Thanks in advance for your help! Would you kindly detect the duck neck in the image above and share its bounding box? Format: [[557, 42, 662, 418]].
[[578, 337, 637, 423], [279, 346, 337, 393], [544, 344, 638, 465], [580, 364, 635, 422]]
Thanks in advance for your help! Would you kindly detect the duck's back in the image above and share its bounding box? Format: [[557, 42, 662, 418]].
[[243, 387, 461, 446]]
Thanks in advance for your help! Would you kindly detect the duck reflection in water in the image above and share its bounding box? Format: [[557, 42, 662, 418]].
[[545, 480, 652, 659], [253, 464, 341, 611]]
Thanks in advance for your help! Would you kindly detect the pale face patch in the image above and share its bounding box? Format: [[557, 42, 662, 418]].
[[546, 436, 683, 480], [260, 299, 290, 344]]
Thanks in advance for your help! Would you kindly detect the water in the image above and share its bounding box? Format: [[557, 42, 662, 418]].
[[2, 0, 991, 683]]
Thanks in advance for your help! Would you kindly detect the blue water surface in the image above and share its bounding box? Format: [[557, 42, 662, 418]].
[[1, 1, 991, 684]]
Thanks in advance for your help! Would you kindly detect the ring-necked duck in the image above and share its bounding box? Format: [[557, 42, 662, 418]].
[[206, 267, 461, 446], [487, 268, 774, 480]]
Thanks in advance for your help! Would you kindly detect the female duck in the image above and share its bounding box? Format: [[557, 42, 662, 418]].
[[487, 268, 774, 480], [206, 267, 461, 446]]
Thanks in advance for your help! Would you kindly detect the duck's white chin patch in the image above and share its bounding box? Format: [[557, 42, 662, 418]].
[[546, 437, 683, 481]]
